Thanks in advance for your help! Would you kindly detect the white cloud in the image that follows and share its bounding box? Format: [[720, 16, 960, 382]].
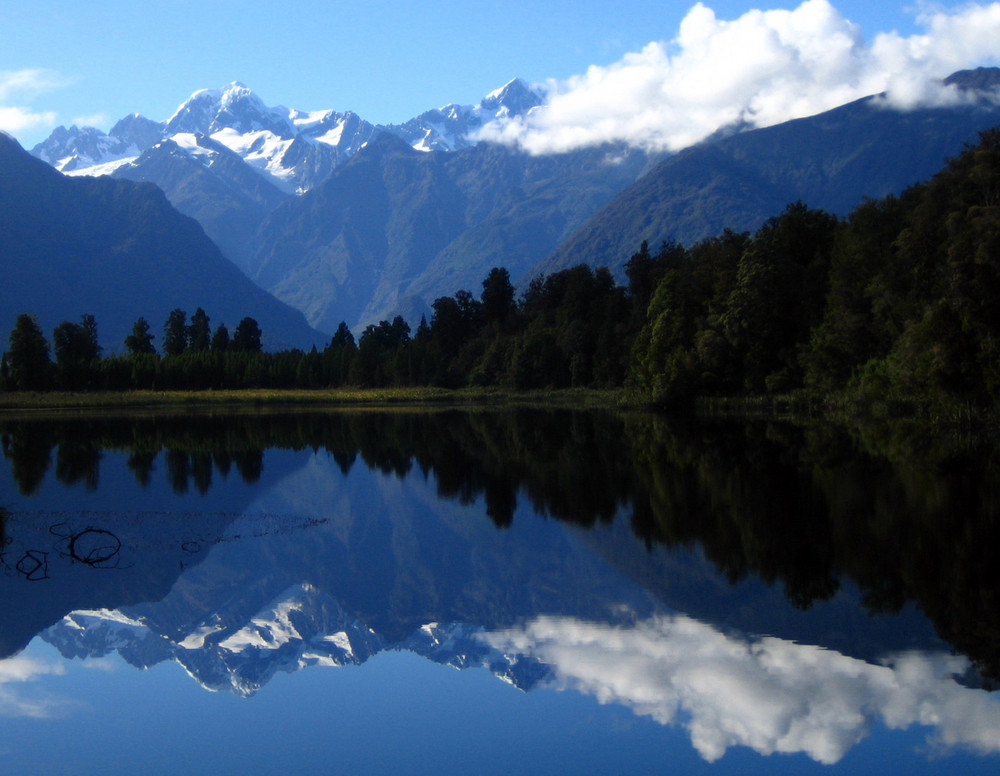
[[0, 68, 68, 102], [0, 653, 69, 719], [71, 112, 110, 129], [0, 105, 58, 135], [483, 615, 1000, 764], [477, 0, 1000, 154], [0, 69, 68, 138]]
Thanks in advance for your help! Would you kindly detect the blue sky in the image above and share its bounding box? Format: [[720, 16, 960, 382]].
[[1, 0, 998, 150]]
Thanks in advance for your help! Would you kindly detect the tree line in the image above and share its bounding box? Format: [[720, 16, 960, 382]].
[[3, 127, 1000, 411]]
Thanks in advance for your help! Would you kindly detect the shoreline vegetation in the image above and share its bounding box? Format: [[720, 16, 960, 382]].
[[0, 386, 629, 414], [0, 387, 994, 432]]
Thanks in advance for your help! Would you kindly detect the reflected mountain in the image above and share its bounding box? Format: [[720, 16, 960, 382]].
[[0, 408, 999, 765]]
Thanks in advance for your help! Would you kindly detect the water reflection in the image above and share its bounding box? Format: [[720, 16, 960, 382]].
[[0, 409, 998, 769], [485, 615, 1000, 764]]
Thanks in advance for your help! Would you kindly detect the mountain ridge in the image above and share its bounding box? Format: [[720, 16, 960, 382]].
[[31, 78, 545, 194], [535, 69, 1000, 279]]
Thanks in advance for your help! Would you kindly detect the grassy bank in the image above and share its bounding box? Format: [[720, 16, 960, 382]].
[[0, 386, 629, 414]]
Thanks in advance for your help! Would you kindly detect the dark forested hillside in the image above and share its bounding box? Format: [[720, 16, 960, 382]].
[[0, 132, 324, 352], [629, 126, 1000, 411]]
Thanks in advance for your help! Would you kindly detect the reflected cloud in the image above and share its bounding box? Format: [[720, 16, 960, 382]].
[[484, 615, 1000, 763], [0, 654, 69, 719]]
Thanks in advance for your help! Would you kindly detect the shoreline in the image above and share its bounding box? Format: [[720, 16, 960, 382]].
[[0, 387, 630, 415]]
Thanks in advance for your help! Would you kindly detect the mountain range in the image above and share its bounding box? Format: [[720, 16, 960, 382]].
[[12, 68, 1000, 343]]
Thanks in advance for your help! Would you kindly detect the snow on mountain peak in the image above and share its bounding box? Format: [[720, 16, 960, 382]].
[[31, 77, 548, 191]]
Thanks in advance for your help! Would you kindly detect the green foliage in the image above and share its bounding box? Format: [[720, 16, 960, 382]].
[[125, 317, 157, 356], [6, 313, 51, 391], [210, 323, 230, 353], [162, 309, 188, 356], [232, 317, 263, 353], [628, 128, 1000, 412], [52, 314, 101, 390], [188, 308, 211, 352]]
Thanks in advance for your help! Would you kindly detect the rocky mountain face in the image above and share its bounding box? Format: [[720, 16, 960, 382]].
[[0, 132, 325, 351], [249, 134, 653, 331], [30, 79, 547, 281]]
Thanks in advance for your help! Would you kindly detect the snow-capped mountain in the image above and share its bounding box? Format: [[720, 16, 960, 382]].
[[387, 78, 544, 152], [30, 78, 544, 195]]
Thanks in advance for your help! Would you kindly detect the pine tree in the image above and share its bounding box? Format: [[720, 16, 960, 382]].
[[7, 313, 51, 390]]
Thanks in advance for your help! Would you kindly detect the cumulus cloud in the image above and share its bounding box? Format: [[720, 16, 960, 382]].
[[478, 0, 1000, 154], [483, 615, 1000, 764], [0, 105, 58, 135], [0, 69, 67, 137], [0, 653, 69, 719]]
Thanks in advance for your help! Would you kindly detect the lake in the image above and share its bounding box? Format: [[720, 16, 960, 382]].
[[0, 407, 998, 774]]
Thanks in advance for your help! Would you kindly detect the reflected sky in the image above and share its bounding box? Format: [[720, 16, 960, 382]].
[[0, 409, 998, 773]]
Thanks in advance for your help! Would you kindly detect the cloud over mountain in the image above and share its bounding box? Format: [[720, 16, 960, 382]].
[[0, 69, 67, 135], [478, 0, 1000, 153]]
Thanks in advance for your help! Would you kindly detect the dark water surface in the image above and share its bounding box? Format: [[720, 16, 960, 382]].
[[0, 408, 998, 774]]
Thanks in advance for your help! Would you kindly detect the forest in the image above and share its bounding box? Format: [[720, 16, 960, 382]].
[[3, 127, 999, 414]]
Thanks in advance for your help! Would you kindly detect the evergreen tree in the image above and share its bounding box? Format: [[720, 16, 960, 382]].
[[52, 314, 101, 390], [323, 322, 356, 386], [163, 309, 188, 356], [211, 323, 230, 352], [188, 307, 212, 352], [481, 267, 516, 326], [232, 317, 263, 352], [6, 313, 51, 390], [125, 317, 157, 355]]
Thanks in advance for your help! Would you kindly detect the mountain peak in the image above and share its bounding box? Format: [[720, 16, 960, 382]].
[[480, 78, 545, 117], [165, 82, 294, 138]]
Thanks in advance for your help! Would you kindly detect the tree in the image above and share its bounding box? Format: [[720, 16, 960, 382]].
[[188, 307, 211, 352], [163, 309, 188, 356], [481, 267, 515, 326], [52, 314, 101, 390], [324, 322, 356, 386], [7, 313, 51, 390], [125, 317, 157, 355], [232, 317, 262, 352], [211, 323, 230, 352]]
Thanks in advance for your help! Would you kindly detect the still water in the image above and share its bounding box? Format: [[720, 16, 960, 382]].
[[0, 408, 997, 774]]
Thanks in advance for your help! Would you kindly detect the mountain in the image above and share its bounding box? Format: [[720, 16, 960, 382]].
[[385, 78, 545, 151], [248, 135, 654, 332], [30, 80, 546, 279], [31, 79, 544, 195], [536, 68, 1000, 279], [28, 71, 1000, 336], [0, 132, 325, 351], [113, 136, 291, 273]]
